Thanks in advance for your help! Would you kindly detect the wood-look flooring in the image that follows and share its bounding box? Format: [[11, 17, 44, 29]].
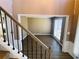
[[23, 35, 73, 59], [0, 51, 9, 59]]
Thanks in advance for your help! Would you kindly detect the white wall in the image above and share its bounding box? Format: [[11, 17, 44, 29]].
[[20, 16, 51, 35], [62, 16, 79, 59], [74, 16, 79, 58], [0, 0, 13, 40], [20, 16, 28, 38], [0, 0, 13, 14], [21, 16, 28, 29]]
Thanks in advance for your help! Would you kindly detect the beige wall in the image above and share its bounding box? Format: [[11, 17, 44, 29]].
[[13, 0, 74, 16], [13, 0, 75, 42], [21, 17, 51, 34], [13, 0, 79, 42], [28, 18, 51, 34], [0, 0, 13, 14], [21, 16, 28, 29], [20, 16, 28, 37]]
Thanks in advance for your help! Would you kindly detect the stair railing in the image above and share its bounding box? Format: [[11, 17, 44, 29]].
[[0, 7, 51, 59]]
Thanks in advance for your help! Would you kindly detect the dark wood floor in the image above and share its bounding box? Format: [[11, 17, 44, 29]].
[[23, 35, 73, 59]]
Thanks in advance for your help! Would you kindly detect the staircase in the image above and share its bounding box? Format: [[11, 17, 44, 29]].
[[0, 7, 51, 59], [23, 35, 51, 59]]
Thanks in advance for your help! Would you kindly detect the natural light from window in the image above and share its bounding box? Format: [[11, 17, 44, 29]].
[[54, 18, 63, 40]]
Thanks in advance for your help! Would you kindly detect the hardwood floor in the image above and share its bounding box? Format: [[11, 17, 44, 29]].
[[23, 35, 73, 59]]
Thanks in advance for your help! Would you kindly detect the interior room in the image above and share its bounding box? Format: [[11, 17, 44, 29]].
[[0, 0, 79, 59], [17, 16, 73, 59], [20, 16, 66, 46]]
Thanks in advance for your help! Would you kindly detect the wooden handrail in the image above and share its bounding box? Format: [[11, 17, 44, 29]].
[[0, 6, 49, 49]]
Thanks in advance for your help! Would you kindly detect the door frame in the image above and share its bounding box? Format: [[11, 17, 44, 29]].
[[60, 17, 66, 44], [51, 17, 66, 45]]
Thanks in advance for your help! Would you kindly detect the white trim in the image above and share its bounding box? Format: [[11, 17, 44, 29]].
[[18, 16, 21, 40], [17, 14, 69, 18], [53, 36, 63, 46], [33, 33, 51, 35], [62, 16, 69, 52]]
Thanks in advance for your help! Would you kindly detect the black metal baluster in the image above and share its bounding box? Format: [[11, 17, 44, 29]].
[[5, 14, 10, 46], [21, 29, 24, 57], [27, 36, 29, 59], [31, 38, 33, 59], [40, 46, 42, 59], [45, 49, 46, 59], [10, 19, 15, 50], [49, 47, 51, 59], [36, 42, 37, 59], [0, 11, 6, 42], [16, 25, 20, 53]]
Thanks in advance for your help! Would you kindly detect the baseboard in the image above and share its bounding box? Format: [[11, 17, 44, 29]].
[[50, 35, 62, 47], [33, 33, 51, 35]]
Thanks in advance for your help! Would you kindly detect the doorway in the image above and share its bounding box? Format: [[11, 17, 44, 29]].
[[50, 17, 66, 46], [18, 14, 69, 52]]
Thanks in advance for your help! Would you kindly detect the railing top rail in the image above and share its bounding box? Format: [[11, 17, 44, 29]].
[[0, 6, 49, 49]]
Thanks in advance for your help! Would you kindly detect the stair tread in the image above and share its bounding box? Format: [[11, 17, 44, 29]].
[[9, 58, 18, 59], [0, 51, 9, 59], [0, 51, 9, 55]]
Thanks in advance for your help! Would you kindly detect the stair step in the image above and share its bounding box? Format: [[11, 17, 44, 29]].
[[9, 58, 18, 59], [0, 51, 9, 59]]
